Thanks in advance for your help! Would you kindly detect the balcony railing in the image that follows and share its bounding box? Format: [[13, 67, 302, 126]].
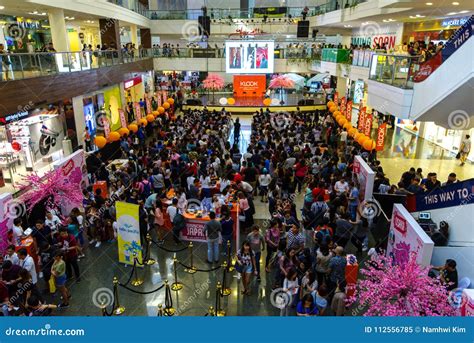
[[110, 0, 365, 20], [0, 50, 151, 82], [368, 54, 422, 89]]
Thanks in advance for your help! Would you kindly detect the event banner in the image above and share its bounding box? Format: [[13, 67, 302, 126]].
[[441, 15, 473, 62], [352, 155, 375, 201], [358, 106, 366, 131], [346, 100, 352, 121], [134, 102, 142, 121], [364, 113, 373, 136], [146, 97, 152, 115], [233, 75, 266, 97], [180, 220, 207, 242], [340, 96, 347, 113], [156, 91, 162, 107], [413, 178, 474, 212], [386, 204, 434, 267], [375, 123, 387, 151], [116, 201, 142, 265], [118, 109, 127, 128], [103, 115, 111, 138], [333, 91, 338, 105]]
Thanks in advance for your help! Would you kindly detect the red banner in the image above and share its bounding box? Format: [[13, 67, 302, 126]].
[[156, 91, 162, 107], [364, 113, 373, 136], [375, 123, 387, 151], [118, 109, 127, 128], [346, 100, 352, 121], [134, 102, 142, 120], [233, 75, 266, 97], [333, 91, 339, 105], [146, 97, 152, 115], [413, 53, 442, 82], [340, 97, 346, 113], [358, 106, 366, 131]]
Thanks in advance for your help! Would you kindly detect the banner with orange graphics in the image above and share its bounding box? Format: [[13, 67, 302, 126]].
[[233, 75, 267, 97]]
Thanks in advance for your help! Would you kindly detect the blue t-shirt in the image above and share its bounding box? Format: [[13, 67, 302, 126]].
[[349, 187, 359, 206], [296, 301, 319, 316]]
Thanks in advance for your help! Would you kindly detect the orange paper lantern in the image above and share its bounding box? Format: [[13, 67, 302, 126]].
[[146, 114, 155, 123], [333, 111, 341, 117], [363, 139, 375, 151], [163, 102, 170, 109], [263, 98, 271, 106], [128, 123, 138, 133], [227, 98, 235, 105], [348, 127, 358, 137], [139, 118, 148, 126], [343, 122, 352, 131], [167, 98, 175, 105], [152, 110, 159, 116], [108, 131, 121, 142], [118, 127, 129, 136], [327, 101, 335, 108], [337, 117, 347, 126], [158, 107, 165, 114], [357, 134, 369, 146], [94, 136, 107, 149], [329, 105, 337, 113]]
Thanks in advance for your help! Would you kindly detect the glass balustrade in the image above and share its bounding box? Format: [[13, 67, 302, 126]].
[[368, 54, 422, 89]]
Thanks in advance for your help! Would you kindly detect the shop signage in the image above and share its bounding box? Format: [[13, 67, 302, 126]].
[[363, 113, 372, 136], [375, 123, 387, 152], [386, 204, 434, 267], [116, 201, 143, 265], [124, 76, 142, 89], [352, 155, 375, 201], [413, 178, 474, 212], [358, 106, 366, 131], [1, 111, 29, 125], [351, 35, 397, 49], [441, 17, 469, 27], [333, 91, 338, 105], [345, 100, 352, 121], [180, 220, 207, 242], [134, 102, 142, 120], [118, 109, 127, 128], [442, 15, 473, 61], [233, 75, 266, 97]]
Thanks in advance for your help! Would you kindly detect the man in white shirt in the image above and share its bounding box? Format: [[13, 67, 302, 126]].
[[167, 198, 178, 223], [45, 211, 61, 234], [460, 134, 471, 166], [18, 248, 38, 285], [11, 218, 24, 246], [4, 245, 20, 265], [339, 128, 348, 147], [334, 177, 350, 196]]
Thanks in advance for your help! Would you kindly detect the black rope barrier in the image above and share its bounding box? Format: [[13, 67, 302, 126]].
[[118, 282, 165, 294], [177, 260, 222, 272], [151, 239, 188, 252]]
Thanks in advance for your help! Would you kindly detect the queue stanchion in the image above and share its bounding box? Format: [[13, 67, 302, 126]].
[[113, 277, 125, 315], [171, 255, 183, 291], [226, 241, 234, 272], [207, 306, 215, 316], [163, 280, 176, 316], [184, 242, 197, 274], [131, 255, 144, 287], [221, 261, 231, 296], [145, 233, 156, 265], [215, 282, 225, 317], [157, 304, 164, 317]]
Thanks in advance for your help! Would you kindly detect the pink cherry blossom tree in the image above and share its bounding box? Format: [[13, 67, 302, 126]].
[[268, 75, 295, 104], [202, 73, 225, 104], [347, 252, 458, 316]]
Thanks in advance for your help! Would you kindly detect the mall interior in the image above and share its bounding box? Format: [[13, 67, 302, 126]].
[[0, 0, 473, 317]]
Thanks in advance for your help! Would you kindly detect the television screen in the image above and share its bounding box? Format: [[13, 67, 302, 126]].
[[225, 41, 274, 74]]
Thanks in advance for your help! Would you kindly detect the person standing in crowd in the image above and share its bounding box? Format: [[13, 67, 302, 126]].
[[327, 246, 346, 298], [57, 228, 81, 283], [203, 211, 222, 264], [459, 134, 471, 166], [51, 252, 70, 308], [236, 241, 257, 296], [246, 225, 264, 281]]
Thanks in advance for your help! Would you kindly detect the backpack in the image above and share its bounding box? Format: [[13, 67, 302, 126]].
[[172, 212, 186, 231], [141, 181, 151, 199]]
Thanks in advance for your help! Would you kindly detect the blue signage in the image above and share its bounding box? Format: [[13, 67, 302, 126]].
[[441, 17, 469, 27], [442, 15, 473, 61], [415, 178, 474, 212]]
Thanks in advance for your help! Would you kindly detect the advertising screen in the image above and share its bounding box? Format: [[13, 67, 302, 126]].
[[226, 41, 274, 74]]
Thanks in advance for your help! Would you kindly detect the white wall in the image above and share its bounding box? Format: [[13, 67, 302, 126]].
[[431, 247, 474, 288]]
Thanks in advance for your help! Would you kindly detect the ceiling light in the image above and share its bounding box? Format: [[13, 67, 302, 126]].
[[459, 10, 469, 13], [0, 6, 5, 9], [425, 2, 433, 4], [344, 24, 352, 27], [447, 12, 457, 15], [452, 2, 460, 5]]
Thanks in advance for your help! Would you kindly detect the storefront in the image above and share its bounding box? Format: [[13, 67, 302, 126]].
[[124, 76, 146, 104], [0, 102, 73, 190], [403, 17, 470, 44], [0, 15, 51, 52]]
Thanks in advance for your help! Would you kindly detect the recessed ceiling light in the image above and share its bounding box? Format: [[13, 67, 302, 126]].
[[459, 10, 469, 13], [0, 5, 5, 9], [452, 2, 460, 5], [447, 12, 457, 15], [426, 2, 433, 5]]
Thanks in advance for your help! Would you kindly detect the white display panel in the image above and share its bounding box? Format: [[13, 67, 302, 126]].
[[225, 41, 274, 74]]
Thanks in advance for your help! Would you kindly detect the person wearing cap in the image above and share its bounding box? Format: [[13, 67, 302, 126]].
[[258, 168, 272, 202]]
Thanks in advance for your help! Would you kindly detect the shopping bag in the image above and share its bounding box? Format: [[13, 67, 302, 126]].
[[49, 277, 56, 294]]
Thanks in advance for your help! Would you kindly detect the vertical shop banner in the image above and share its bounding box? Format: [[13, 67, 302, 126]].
[[134, 102, 142, 121], [346, 100, 352, 121], [352, 155, 375, 201], [333, 91, 338, 105], [340, 97, 346, 113], [145, 97, 152, 115], [156, 91, 162, 107], [375, 123, 387, 151], [358, 106, 366, 131], [104, 86, 123, 132], [116, 201, 142, 265], [163, 91, 168, 102], [118, 109, 127, 128], [363, 113, 373, 136], [386, 204, 434, 267], [103, 116, 111, 138]]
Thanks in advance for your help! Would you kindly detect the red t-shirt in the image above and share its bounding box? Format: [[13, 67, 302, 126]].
[[59, 234, 78, 259]]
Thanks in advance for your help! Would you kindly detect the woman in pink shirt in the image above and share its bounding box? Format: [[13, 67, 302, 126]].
[[294, 159, 308, 194], [154, 201, 165, 243]]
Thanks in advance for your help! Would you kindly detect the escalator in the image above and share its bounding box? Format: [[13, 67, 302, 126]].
[[409, 15, 473, 128]]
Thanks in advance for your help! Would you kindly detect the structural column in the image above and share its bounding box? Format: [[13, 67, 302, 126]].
[[48, 8, 69, 51], [99, 18, 120, 50], [130, 24, 138, 47], [139, 28, 151, 49]]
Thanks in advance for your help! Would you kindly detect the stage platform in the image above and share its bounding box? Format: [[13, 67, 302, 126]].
[[182, 94, 327, 113]]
